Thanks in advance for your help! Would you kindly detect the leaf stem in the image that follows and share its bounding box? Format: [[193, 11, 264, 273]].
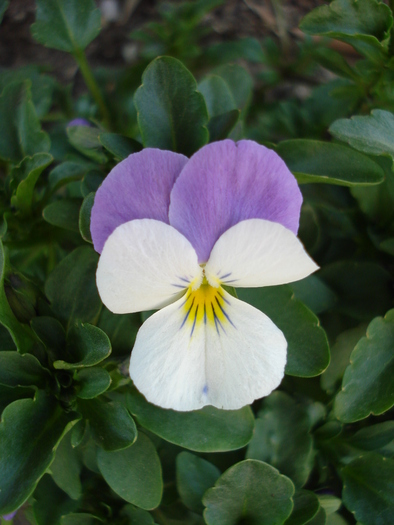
[[73, 48, 111, 128]]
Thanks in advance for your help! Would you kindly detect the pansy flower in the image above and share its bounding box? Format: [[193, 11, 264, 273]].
[[91, 140, 318, 411]]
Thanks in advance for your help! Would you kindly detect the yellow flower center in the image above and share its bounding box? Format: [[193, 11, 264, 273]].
[[181, 275, 230, 336]]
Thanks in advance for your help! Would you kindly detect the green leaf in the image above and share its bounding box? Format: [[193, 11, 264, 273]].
[[212, 64, 253, 114], [198, 75, 236, 117], [0, 240, 37, 353], [31, 316, 66, 361], [290, 274, 336, 315], [207, 110, 240, 142], [203, 460, 295, 525], [275, 140, 384, 186], [319, 495, 341, 516], [76, 367, 111, 399], [238, 286, 330, 377], [43, 198, 81, 232], [349, 422, 394, 452], [0, 81, 50, 163], [342, 453, 394, 525], [0, 0, 9, 23], [31, 0, 101, 53], [49, 161, 95, 193], [299, 0, 393, 61], [61, 515, 104, 525], [45, 246, 101, 327], [321, 324, 367, 395], [121, 505, 155, 525], [0, 384, 34, 414], [334, 309, 394, 422], [0, 351, 50, 389], [79, 192, 94, 243], [97, 432, 162, 509], [176, 452, 221, 513], [10, 153, 53, 216], [134, 56, 209, 156], [246, 392, 313, 488], [78, 398, 137, 451], [50, 432, 82, 500], [284, 490, 320, 525], [0, 391, 79, 514], [33, 474, 78, 525], [330, 110, 394, 161], [127, 387, 254, 452], [54, 322, 111, 369], [319, 261, 392, 321], [67, 126, 107, 164], [311, 47, 359, 81], [99, 132, 142, 160]]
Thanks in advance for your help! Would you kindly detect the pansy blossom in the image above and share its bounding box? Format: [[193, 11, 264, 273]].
[[91, 140, 318, 411]]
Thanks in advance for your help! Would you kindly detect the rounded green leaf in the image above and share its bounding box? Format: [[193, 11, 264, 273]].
[[284, 490, 320, 525], [50, 432, 82, 500], [134, 56, 209, 156], [97, 432, 162, 509], [0, 391, 79, 514], [127, 387, 255, 453], [203, 460, 295, 525], [54, 322, 111, 369], [43, 198, 82, 232], [238, 286, 330, 377], [78, 398, 137, 451], [330, 110, 394, 160], [45, 246, 101, 327], [334, 309, 394, 422], [0, 351, 50, 389], [99, 132, 142, 160], [342, 453, 394, 525], [176, 452, 221, 513], [349, 422, 394, 452], [276, 140, 384, 186], [76, 367, 111, 399], [31, 0, 102, 53], [79, 192, 94, 243], [246, 392, 314, 488]]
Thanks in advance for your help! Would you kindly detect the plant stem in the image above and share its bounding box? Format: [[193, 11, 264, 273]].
[[73, 47, 111, 128]]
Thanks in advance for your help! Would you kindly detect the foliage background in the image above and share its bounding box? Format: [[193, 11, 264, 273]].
[[0, 1, 393, 525]]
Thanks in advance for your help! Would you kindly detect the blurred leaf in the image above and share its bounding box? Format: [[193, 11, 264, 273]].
[[203, 460, 294, 525], [11, 153, 53, 216], [76, 367, 111, 399], [61, 515, 104, 525], [43, 198, 81, 232], [67, 126, 107, 164], [50, 432, 82, 500], [79, 192, 94, 243], [97, 432, 162, 509], [319, 261, 392, 321], [31, 0, 101, 53], [45, 247, 101, 327], [300, 0, 393, 61], [78, 398, 137, 451], [134, 56, 209, 156], [284, 490, 320, 525], [238, 286, 330, 377], [0, 351, 50, 388], [176, 452, 221, 513], [319, 495, 341, 516], [0, 0, 8, 23], [99, 132, 142, 160], [0, 391, 79, 514], [276, 140, 384, 186], [330, 110, 394, 160], [54, 322, 111, 369], [349, 422, 394, 451], [198, 75, 236, 117], [207, 110, 240, 142], [334, 309, 394, 422], [247, 392, 313, 488], [342, 453, 394, 525], [0, 240, 37, 353], [290, 274, 336, 315], [312, 47, 359, 81], [206, 38, 265, 63], [121, 505, 155, 525], [0, 81, 50, 163], [49, 161, 95, 193], [33, 474, 78, 525], [321, 324, 367, 395], [127, 387, 254, 453], [212, 64, 253, 114]]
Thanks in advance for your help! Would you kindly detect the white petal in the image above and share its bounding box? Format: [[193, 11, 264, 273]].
[[205, 218, 319, 288], [129, 290, 287, 411], [97, 219, 202, 314]]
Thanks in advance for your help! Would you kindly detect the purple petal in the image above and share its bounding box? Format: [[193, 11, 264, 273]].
[[67, 118, 92, 127], [3, 511, 17, 521], [169, 140, 302, 263], [91, 148, 188, 253]]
